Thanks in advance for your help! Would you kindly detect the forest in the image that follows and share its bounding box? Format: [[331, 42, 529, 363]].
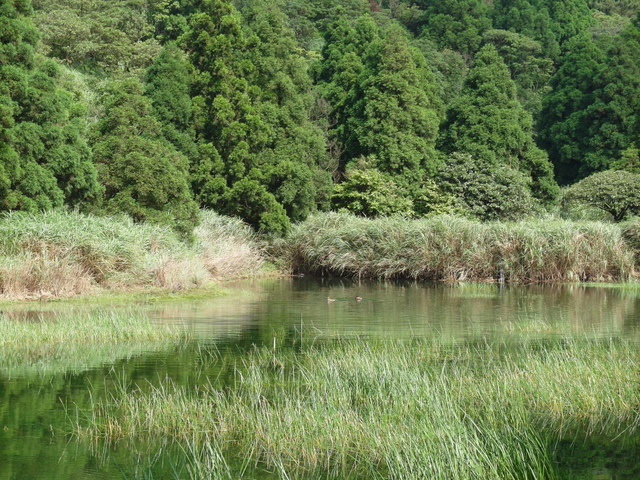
[[3, 0, 640, 237]]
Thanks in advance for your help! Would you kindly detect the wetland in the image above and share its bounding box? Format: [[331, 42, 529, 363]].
[[2, 277, 640, 479]]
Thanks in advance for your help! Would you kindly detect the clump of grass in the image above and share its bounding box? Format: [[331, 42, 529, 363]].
[[621, 217, 640, 264], [74, 337, 640, 479], [0, 310, 190, 377], [281, 213, 635, 282], [194, 210, 265, 279], [0, 209, 265, 299]]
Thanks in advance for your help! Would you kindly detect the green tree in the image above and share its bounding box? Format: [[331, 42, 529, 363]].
[[537, 33, 627, 184], [587, 0, 640, 16], [413, 0, 491, 55], [347, 24, 443, 185], [611, 146, 640, 173], [438, 153, 537, 221], [0, 0, 101, 212], [330, 157, 414, 217], [482, 29, 554, 114], [562, 170, 640, 221], [313, 13, 379, 169], [315, 16, 444, 206], [181, 0, 329, 233], [32, 0, 161, 74], [438, 45, 558, 207], [491, 0, 593, 58], [91, 78, 198, 235], [145, 42, 199, 162], [240, 1, 332, 219], [147, 0, 197, 42]]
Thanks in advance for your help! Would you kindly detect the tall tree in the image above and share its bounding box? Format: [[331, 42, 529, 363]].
[[181, 0, 329, 234], [145, 42, 199, 163], [313, 13, 379, 167], [539, 20, 640, 184], [0, 0, 101, 212], [414, 0, 491, 55], [537, 33, 610, 184], [90, 78, 198, 235], [438, 45, 558, 211], [346, 24, 443, 185], [482, 29, 554, 114], [491, 0, 593, 59], [32, 0, 161, 74]]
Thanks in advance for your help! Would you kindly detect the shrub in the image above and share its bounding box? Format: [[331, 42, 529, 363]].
[[562, 170, 640, 222]]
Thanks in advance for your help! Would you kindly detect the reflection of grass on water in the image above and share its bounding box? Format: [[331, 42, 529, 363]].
[[75, 337, 640, 480], [0, 310, 189, 377]]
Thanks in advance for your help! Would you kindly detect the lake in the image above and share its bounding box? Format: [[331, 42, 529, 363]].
[[1, 277, 640, 479]]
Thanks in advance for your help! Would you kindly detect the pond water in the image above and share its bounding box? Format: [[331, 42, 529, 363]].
[[2, 277, 640, 479]]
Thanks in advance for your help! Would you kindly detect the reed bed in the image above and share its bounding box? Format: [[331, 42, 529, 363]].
[[0, 209, 264, 299], [75, 337, 640, 479], [0, 310, 189, 377], [282, 213, 635, 282]]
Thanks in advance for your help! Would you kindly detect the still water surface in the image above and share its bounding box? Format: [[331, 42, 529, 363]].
[[2, 277, 640, 479]]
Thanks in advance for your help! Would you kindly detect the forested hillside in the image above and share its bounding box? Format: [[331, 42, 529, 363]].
[[3, 0, 640, 234]]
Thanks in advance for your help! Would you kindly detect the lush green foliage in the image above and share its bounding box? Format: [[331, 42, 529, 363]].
[[415, 0, 491, 54], [438, 45, 558, 212], [32, 0, 161, 74], [0, 0, 101, 212], [437, 153, 538, 221], [562, 170, 640, 221], [181, 0, 330, 234], [330, 158, 414, 216], [90, 77, 199, 235], [3, 0, 640, 231]]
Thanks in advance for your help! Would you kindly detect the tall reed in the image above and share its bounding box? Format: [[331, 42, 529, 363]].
[[281, 213, 635, 282], [75, 337, 640, 479], [0, 209, 264, 299]]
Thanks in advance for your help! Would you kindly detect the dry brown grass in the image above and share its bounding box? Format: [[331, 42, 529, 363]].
[[0, 210, 265, 300]]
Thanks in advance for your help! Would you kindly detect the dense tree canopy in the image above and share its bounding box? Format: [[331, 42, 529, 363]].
[[0, 0, 100, 212], [90, 78, 198, 235], [32, 0, 161, 74], [3, 0, 640, 231], [438, 45, 558, 208], [562, 170, 640, 221]]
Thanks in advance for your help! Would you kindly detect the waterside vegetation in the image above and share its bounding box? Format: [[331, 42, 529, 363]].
[[73, 336, 640, 479], [0, 209, 264, 300], [2, 210, 640, 302], [281, 212, 637, 283], [0, 309, 190, 377]]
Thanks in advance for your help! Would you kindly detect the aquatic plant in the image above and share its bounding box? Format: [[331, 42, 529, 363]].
[[74, 337, 640, 479], [0, 310, 190, 377], [281, 213, 635, 282]]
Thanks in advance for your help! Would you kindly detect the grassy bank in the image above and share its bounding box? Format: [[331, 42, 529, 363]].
[[0, 209, 264, 300], [2, 210, 638, 300], [280, 213, 636, 282], [74, 337, 640, 479], [0, 310, 190, 377]]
